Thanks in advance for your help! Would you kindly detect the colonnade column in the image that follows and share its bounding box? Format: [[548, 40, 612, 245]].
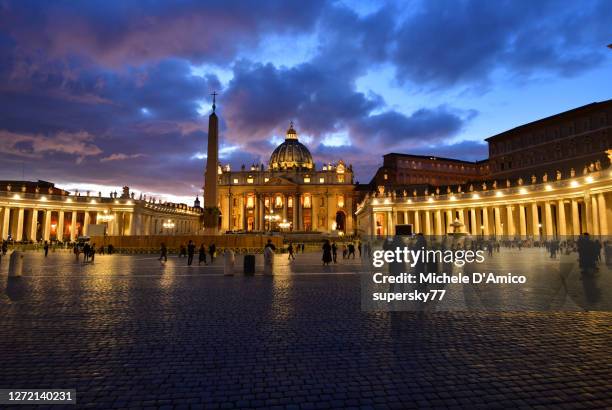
[[505, 206, 514, 237], [531, 203, 539, 239], [493, 207, 502, 237], [571, 199, 580, 236], [43, 210, 51, 240], [30, 209, 39, 241], [597, 193, 608, 236], [481, 207, 489, 236], [557, 200, 566, 236], [297, 193, 303, 230], [70, 211, 77, 241], [57, 211, 65, 241], [83, 211, 90, 236], [584, 194, 593, 234], [1, 207, 10, 240], [518, 205, 527, 237], [470, 208, 477, 235], [424, 211, 431, 235], [445, 210, 452, 234], [591, 196, 599, 236], [434, 210, 442, 235], [282, 194, 288, 222], [15, 208, 24, 241], [413, 210, 420, 233], [544, 202, 553, 237]]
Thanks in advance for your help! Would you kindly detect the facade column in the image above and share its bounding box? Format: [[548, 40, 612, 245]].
[[557, 200, 567, 237], [292, 195, 298, 231], [413, 210, 420, 233], [83, 211, 90, 236], [298, 193, 304, 231], [544, 202, 553, 237], [493, 207, 502, 237], [57, 211, 65, 241], [70, 211, 77, 241], [386, 211, 393, 236], [597, 193, 607, 236], [470, 208, 477, 235], [571, 199, 580, 236], [481, 207, 489, 236], [15, 208, 24, 241], [458, 208, 465, 229], [591, 196, 599, 236], [505, 205, 515, 237], [518, 205, 527, 237], [128, 213, 136, 235], [282, 194, 288, 222], [435, 210, 442, 235], [43, 210, 52, 241], [531, 203, 540, 239], [30, 209, 39, 241]]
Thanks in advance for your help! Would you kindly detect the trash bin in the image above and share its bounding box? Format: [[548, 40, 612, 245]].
[[244, 254, 255, 275]]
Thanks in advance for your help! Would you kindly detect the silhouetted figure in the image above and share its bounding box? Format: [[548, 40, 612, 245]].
[[209, 243, 216, 264], [187, 240, 195, 265], [331, 241, 337, 263], [159, 243, 167, 263], [43, 241, 49, 257], [265, 239, 276, 251], [348, 243, 355, 259], [357, 240, 362, 257], [90, 243, 95, 262], [288, 243, 295, 261], [199, 244, 207, 265], [322, 240, 332, 266]]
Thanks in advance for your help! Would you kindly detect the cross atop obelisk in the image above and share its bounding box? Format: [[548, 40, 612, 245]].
[[211, 91, 217, 112]]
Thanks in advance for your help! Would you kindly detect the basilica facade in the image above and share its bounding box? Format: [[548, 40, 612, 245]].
[[217, 123, 356, 234]]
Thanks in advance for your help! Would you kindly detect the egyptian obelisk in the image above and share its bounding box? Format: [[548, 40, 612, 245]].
[[203, 92, 219, 234]]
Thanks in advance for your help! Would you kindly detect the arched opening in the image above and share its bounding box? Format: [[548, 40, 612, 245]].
[[335, 210, 346, 232]]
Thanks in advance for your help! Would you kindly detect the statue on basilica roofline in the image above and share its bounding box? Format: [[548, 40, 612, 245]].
[[595, 160, 601, 171], [492, 180, 497, 189], [531, 174, 537, 184], [518, 177, 523, 186], [506, 179, 510, 188], [543, 173, 548, 182], [556, 170, 562, 180], [570, 168, 576, 177], [469, 184, 473, 192]]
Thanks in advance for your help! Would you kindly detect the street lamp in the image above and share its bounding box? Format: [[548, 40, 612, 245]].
[[264, 211, 280, 231]]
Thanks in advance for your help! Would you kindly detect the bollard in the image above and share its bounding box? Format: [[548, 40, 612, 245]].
[[263, 246, 274, 275], [243, 254, 255, 276], [8, 250, 24, 277], [224, 248, 235, 276]]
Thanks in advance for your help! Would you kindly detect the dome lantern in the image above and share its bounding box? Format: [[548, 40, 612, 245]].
[[269, 122, 314, 171]]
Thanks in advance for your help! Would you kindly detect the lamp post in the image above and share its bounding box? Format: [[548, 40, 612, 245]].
[[264, 210, 280, 232]]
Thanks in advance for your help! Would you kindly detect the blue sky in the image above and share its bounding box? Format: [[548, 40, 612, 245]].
[[0, 0, 610, 203]]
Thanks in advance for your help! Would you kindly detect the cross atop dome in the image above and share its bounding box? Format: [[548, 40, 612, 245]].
[[285, 121, 298, 140]]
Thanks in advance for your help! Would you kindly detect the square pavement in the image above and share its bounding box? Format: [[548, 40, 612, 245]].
[[0, 250, 611, 409]]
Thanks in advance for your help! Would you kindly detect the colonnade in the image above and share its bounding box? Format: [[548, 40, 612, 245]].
[[358, 169, 612, 238], [0, 202, 201, 241]]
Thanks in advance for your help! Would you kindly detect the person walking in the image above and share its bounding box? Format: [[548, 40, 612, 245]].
[[43, 241, 49, 257], [90, 243, 96, 262], [159, 242, 168, 263], [288, 243, 296, 261], [357, 240, 362, 258], [322, 240, 332, 266], [331, 241, 338, 263], [348, 242, 355, 259], [209, 243, 216, 264], [265, 239, 276, 251], [198, 244, 207, 265], [187, 240, 195, 266]]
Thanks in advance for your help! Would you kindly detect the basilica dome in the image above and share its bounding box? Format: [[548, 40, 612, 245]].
[[269, 122, 314, 171]]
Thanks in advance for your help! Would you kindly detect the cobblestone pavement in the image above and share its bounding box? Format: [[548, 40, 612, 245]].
[[0, 251, 611, 409]]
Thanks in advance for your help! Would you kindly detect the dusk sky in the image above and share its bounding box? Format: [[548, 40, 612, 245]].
[[0, 0, 611, 203]]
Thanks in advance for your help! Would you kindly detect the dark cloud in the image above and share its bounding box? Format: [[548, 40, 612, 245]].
[[392, 0, 612, 89]]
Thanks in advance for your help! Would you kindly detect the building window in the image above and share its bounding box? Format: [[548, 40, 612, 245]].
[[247, 177, 254, 184], [303, 194, 311, 209], [246, 196, 254, 209], [304, 176, 311, 183], [337, 175, 345, 183], [288, 197, 293, 208], [264, 177, 269, 183], [275, 195, 283, 208], [337, 195, 344, 208], [233, 178, 239, 184], [383, 174, 388, 180], [319, 177, 324, 183]]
